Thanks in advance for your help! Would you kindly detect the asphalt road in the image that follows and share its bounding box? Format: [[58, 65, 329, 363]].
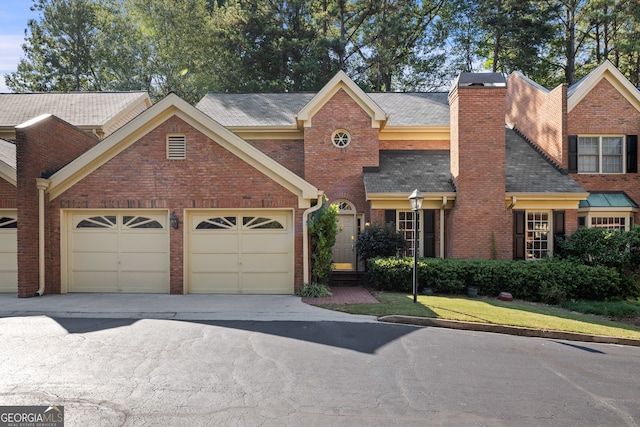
[[1, 316, 639, 426]]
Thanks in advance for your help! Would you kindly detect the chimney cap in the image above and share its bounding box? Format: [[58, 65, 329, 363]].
[[456, 72, 506, 88]]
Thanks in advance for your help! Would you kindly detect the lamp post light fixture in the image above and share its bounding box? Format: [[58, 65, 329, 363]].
[[408, 189, 424, 303]]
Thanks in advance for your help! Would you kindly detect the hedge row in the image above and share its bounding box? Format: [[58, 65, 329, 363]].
[[367, 257, 624, 304]]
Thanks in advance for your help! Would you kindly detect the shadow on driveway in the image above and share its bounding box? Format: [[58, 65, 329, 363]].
[[52, 317, 421, 355]]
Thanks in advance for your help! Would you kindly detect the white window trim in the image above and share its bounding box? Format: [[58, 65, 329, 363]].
[[526, 211, 552, 260], [578, 210, 636, 231], [397, 210, 423, 257], [577, 135, 625, 174]]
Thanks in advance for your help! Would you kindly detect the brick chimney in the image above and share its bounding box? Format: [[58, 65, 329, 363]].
[[447, 73, 511, 259]]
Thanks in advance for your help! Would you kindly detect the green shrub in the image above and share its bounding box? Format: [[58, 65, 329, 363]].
[[355, 223, 408, 267], [298, 283, 332, 298], [556, 227, 630, 273], [366, 257, 622, 303], [307, 199, 339, 286]]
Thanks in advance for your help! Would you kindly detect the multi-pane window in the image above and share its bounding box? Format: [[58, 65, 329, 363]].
[[526, 212, 550, 260], [591, 216, 626, 231], [578, 136, 623, 173], [579, 214, 634, 231], [397, 211, 420, 256]]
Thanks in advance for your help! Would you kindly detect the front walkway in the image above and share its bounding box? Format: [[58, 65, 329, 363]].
[[302, 286, 379, 305]]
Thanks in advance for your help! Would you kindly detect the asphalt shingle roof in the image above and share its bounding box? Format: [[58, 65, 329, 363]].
[[196, 92, 450, 127], [364, 129, 585, 196], [505, 128, 585, 193], [0, 92, 149, 127], [0, 138, 16, 169], [363, 150, 454, 194]]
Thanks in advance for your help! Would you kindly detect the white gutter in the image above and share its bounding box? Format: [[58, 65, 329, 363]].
[[35, 178, 51, 296], [302, 191, 325, 285]]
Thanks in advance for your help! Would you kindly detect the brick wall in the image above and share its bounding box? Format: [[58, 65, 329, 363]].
[[448, 85, 511, 260], [50, 116, 303, 294], [247, 139, 304, 177], [568, 78, 640, 224], [303, 89, 379, 215], [506, 73, 566, 168], [17, 116, 99, 297], [0, 179, 16, 208]]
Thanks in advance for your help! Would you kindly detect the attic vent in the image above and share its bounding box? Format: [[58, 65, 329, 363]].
[[167, 135, 186, 160]]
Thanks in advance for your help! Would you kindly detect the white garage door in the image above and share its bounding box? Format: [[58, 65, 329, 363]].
[[0, 212, 17, 292], [188, 210, 293, 294], [68, 211, 169, 293]]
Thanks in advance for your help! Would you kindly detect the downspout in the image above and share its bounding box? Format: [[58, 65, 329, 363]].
[[35, 178, 51, 296], [509, 196, 517, 209], [440, 196, 447, 258], [302, 191, 325, 285]]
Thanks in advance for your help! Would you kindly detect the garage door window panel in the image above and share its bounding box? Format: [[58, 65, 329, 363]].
[[0, 217, 17, 228], [77, 215, 117, 228], [123, 215, 163, 229], [242, 216, 285, 229], [196, 216, 237, 230]]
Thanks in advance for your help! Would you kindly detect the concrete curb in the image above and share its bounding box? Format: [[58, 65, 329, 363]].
[[378, 315, 640, 347]]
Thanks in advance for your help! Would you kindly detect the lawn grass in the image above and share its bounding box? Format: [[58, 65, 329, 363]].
[[319, 292, 640, 339]]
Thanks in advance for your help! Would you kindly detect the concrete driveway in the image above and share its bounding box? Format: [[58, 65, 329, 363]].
[[0, 293, 378, 322]]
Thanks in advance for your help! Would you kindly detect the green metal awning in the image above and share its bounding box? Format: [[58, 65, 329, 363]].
[[579, 192, 638, 209]]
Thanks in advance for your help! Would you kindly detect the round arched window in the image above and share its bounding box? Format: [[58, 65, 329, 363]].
[[332, 129, 351, 148]]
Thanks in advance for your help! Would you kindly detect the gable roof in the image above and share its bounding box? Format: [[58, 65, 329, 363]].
[[297, 70, 387, 128], [568, 60, 640, 112], [0, 137, 16, 186], [196, 92, 449, 128], [44, 93, 319, 207], [0, 92, 151, 138]]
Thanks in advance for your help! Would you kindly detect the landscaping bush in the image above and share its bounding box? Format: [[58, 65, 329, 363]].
[[366, 257, 622, 304], [307, 199, 339, 286], [355, 223, 408, 267]]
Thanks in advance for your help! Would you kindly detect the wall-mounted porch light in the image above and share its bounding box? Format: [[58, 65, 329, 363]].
[[170, 211, 179, 230]]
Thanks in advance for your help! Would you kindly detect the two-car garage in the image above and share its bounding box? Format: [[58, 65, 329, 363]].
[[65, 209, 294, 294]]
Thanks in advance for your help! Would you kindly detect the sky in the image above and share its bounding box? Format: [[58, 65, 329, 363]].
[[0, 0, 37, 92]]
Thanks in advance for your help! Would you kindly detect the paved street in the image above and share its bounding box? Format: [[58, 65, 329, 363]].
[[1, 316, 639, 426]]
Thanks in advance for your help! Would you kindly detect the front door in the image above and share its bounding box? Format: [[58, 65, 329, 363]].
[[332, 200, 357, 270]]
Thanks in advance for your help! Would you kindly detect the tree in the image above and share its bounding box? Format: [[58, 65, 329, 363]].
[[346, 0, 448, 91], [125, 0, 221, 102], [477, 0, 557, 79], [210, 0, 342, 93], [6, 0, 102, 91]]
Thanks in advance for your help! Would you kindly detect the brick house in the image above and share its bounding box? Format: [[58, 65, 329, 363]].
[[0, 92, 151, 293], [5, 61, 639, 297]]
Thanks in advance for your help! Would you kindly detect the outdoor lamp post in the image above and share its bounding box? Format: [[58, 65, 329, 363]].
[[408, 189, 424, 303]]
